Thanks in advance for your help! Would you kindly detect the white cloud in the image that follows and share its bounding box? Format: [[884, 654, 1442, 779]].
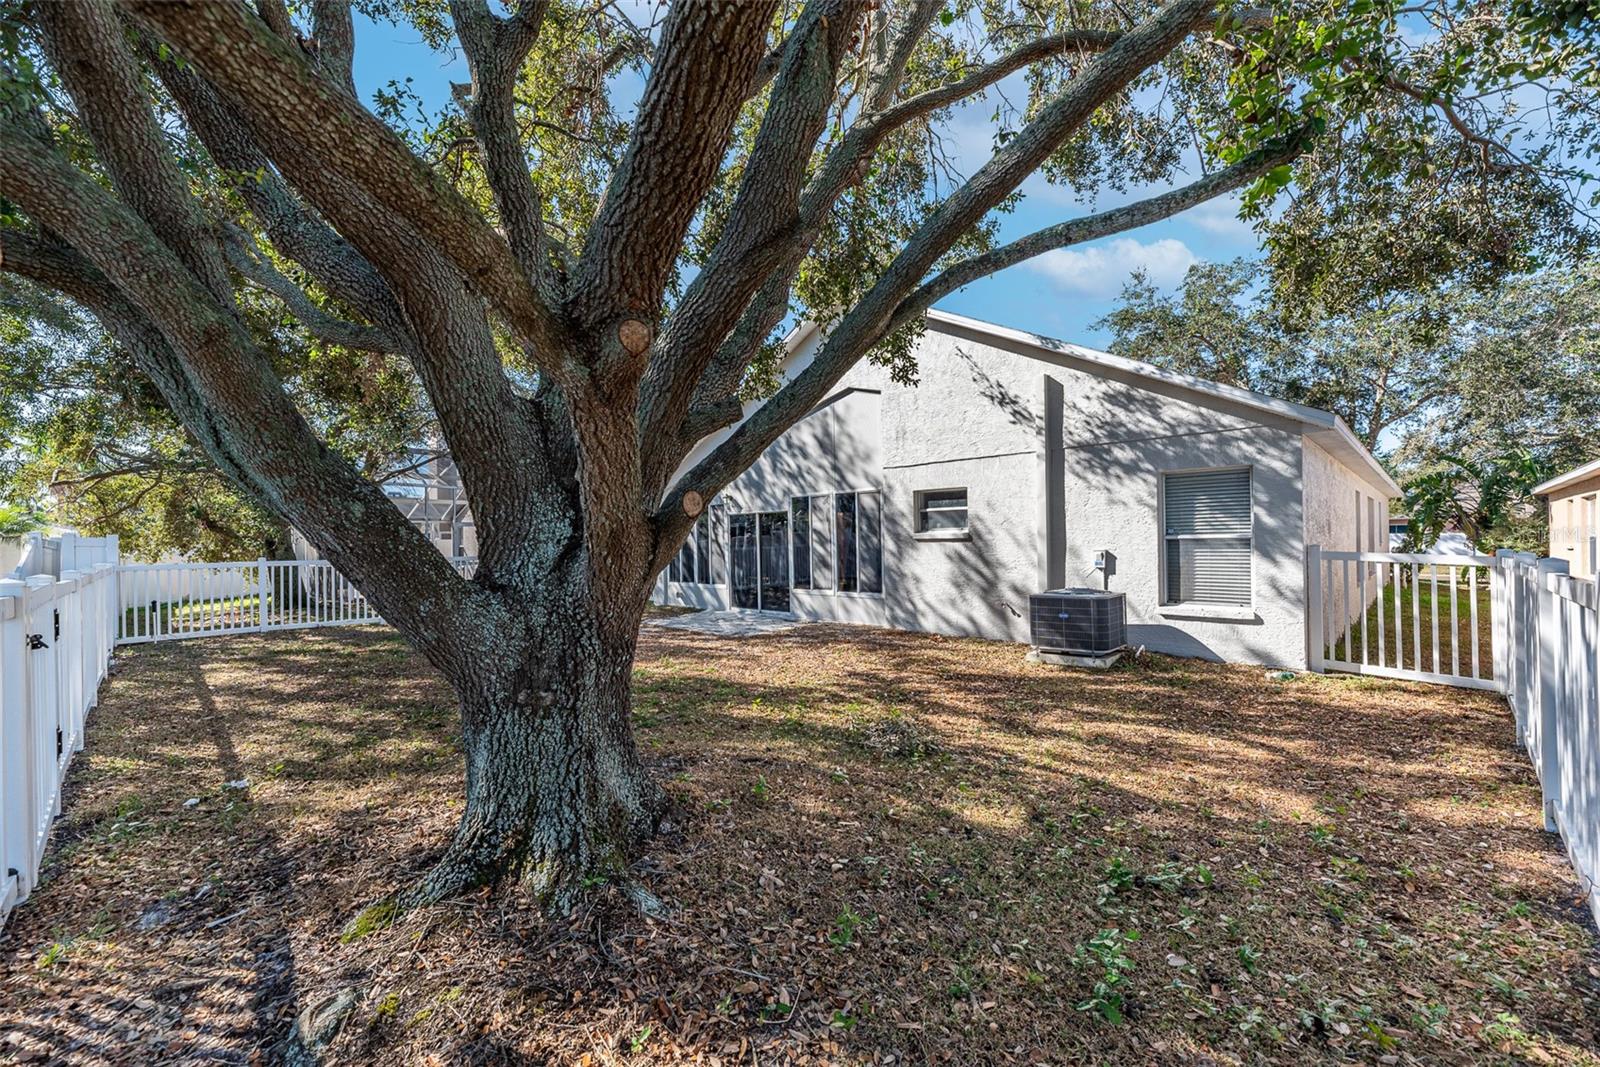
[[1183, 195, 1256, 239], [1026, 237, 1198, 298]]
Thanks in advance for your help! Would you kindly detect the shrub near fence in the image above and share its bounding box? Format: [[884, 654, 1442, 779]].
[[1496, 550, 1600, 928]]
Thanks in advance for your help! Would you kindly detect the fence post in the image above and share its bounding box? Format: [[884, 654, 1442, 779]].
[[55, 571, 81, 761], [257, 558, 270, 632], [1535, 557, 1568, 833], [1306, 544, 1325, 672], [0, 578, 28, 908]]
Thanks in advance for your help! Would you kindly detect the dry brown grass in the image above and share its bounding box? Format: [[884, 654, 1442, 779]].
[[1, 622, 1597, 1065]]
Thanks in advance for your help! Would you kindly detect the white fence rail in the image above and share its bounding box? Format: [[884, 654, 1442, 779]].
[[0, 565, 117, 927]]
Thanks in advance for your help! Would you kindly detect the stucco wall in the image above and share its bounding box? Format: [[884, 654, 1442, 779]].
[[655, 318, 1399, 670], [658, 386, 890, 626], [1302, 437, 1392, 633], [1549, 473, 1600, 578], [1039, 359, 1309, 668]]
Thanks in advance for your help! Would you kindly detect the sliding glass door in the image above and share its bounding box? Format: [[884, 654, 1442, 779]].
[[728, 510, 791, 612]]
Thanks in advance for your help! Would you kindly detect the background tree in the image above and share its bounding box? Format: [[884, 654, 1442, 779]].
[[1103, 258, 1600, 459], [1, 0, 1595, 920], [1401, 449, 1554, 553]]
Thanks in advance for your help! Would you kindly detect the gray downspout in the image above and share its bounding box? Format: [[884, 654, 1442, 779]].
[[1037, 374, 1065, 591]]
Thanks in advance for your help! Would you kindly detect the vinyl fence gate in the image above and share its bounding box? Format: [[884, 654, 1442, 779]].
[[1307, 546, 1500, 690]]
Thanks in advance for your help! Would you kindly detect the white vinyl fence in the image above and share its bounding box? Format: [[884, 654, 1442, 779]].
[[1495, 550, 1600, 927], [1307, 547, 1498, 690], [0, 565, 118, 925], [0, 547, 475, 928], [1309, 545, 1600, 926], [114, 556, 476, 643]]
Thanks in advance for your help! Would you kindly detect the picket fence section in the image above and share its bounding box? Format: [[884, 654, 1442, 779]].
[[1307, 547, 1500, 690], [115, 557, 477, 644], [0, 564, 118, 926], [0, 551, 475, 928], [1495, 550, 1600, 928]]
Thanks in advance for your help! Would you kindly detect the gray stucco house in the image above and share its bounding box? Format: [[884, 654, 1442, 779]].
[[655, 310, 1399, 669]]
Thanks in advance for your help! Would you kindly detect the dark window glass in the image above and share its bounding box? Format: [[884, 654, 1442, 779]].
[[695, 514, 710, 583], [791, 498, 811, 589], [858, 491, 882, 593], [836, 493, 858, 591], [759, 511, 790, 612], [729, 514, 757, 608], [675, 529, 695, 584], [668, 547, 682, 583]]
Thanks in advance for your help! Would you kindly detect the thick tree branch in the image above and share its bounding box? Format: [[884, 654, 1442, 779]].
[[146, 43, 411, 332], [450, 0, 552, 290], [657, 0, 1225, 541], [569, 0, 778, 348], [126, 0, 574, 377], [887, 128, 1315, 333], [140, 22, 566, 570], [36, 0, 232, 304], [640, 0, 865, 490], [310, 0, 358, 98], [671, 1, 942, 441]]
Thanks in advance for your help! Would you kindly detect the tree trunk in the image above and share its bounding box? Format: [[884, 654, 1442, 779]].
[[391, 596, 666, 916]]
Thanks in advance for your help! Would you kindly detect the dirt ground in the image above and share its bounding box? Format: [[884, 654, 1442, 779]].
[[1, 622, 1596, 1065]]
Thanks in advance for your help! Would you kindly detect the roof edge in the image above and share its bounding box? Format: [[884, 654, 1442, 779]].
[[1533, 456, 1600, 496], [920, 309, 1401, 498]]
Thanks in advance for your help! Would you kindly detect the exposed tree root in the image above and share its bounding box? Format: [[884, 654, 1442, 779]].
[[339, 786, 670, 939]]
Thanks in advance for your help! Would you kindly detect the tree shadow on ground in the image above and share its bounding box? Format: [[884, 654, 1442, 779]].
[[0, 625, 1595, 1066]]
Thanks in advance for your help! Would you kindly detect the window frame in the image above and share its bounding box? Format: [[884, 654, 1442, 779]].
[[668, 512, 713, 586], [913, 486, 971, 539], [1158, 465, 1255, 612], [821, 488, 885, 598]]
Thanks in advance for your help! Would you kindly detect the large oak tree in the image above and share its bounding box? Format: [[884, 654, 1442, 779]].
[[1, 0, 1593, 919]]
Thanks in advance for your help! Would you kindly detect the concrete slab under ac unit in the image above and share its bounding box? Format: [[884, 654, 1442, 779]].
[[1027, 648, 1124, 670]]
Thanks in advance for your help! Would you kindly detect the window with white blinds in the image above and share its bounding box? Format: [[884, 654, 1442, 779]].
[[1162, 468, 1253, 607]]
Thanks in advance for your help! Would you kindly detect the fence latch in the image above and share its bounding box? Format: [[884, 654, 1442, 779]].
[[26, 633, 47, 651], [53, 609, 60, 641], [56, 726, 63, 758]]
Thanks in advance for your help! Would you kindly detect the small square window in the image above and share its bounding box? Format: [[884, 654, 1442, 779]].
[[916, 488, 968, 533]]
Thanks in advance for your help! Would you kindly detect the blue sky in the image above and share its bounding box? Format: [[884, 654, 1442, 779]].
[[350, 12, 1267, 349]]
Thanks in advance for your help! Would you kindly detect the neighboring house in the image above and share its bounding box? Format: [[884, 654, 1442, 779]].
[[654, 310, 1399, 669], [295, 448, 477, 561], [1388, 514, 1410, 550], [1534, 459, 1600, 578]]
